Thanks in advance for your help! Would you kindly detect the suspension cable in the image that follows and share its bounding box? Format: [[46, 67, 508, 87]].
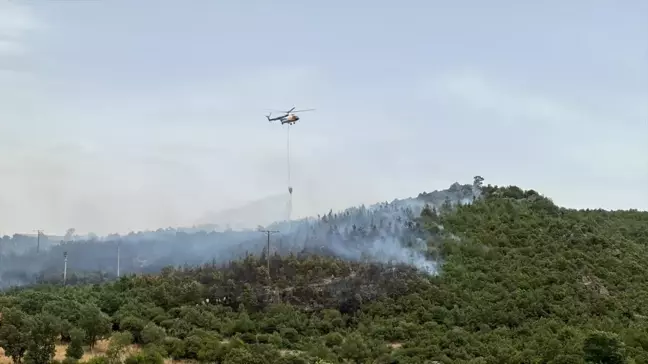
[[286, 125, 293, 222], [287, 125, 292, 194]]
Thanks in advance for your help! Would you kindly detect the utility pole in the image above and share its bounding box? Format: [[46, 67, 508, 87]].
[[63, 251, 68, 285], [259, 230, 279, 280], [116, 240, 121, 278], [33, 230, 43, 253]]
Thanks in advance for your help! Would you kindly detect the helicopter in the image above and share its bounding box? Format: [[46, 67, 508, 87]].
[[266, 106, 315, 125]]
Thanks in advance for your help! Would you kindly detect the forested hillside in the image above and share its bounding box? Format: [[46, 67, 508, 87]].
[[1, 184, 647, 363]]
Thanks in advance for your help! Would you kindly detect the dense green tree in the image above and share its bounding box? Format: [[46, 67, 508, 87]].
[[79, 304, 111, 350], [195, 337, 224, 363], [65, 328, 85, 360], [119, 316, 146, 344], [124, 348, 164, 364], [162, 337, 184, 362], [583, 331, 627, 364], [0, 307, 30, 363], [25, 313, 59, 364], [140, 323, 165, 346], [105, 331, 133, 364], [222, 347, 265, 364], [339, 332, 372, 363]]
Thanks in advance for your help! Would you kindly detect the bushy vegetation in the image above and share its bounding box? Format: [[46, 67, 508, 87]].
[[1, 184, 647, 363]]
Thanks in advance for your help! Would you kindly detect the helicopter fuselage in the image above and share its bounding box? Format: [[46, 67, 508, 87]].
[[267, 108, 310, 125], [274, 113, 299, 125]]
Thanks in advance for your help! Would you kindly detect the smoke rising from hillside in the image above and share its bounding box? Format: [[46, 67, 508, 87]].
[[0, 182, 477, 288], [195, 193, 292, 231]]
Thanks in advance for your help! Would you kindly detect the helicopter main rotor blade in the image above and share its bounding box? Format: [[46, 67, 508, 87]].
[[292, 109, 316, 113]]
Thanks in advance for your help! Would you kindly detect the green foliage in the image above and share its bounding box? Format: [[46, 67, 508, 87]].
[[162, 337, 184, 361], [119, 316, 146, 343], [65, 328, 85, 360], [339, 332, 372, 363], [0, 307, 30, 363], [24, 313, 59, 364], [123, 347, 164, 364], [583, 331, 627, 364], [1, 183, 647, 363], [140, 323, 165, 346], [83, 357, 108, 364], [222, 347, 264, 364], [79, 304, 111, 349], [105, 331, 133, 364]]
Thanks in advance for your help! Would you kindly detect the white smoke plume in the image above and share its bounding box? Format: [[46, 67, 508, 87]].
[[0, 182, 478, 287]]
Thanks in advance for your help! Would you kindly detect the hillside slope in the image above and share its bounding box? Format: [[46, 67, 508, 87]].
[[1, 184, 647, 363]]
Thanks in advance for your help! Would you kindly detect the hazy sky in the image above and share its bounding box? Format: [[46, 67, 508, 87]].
[[1, 0, 646, 235]]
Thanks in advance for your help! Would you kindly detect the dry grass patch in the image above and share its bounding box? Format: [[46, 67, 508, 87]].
[[0, 347, 11, 364], [1, 341, 192, 364]]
